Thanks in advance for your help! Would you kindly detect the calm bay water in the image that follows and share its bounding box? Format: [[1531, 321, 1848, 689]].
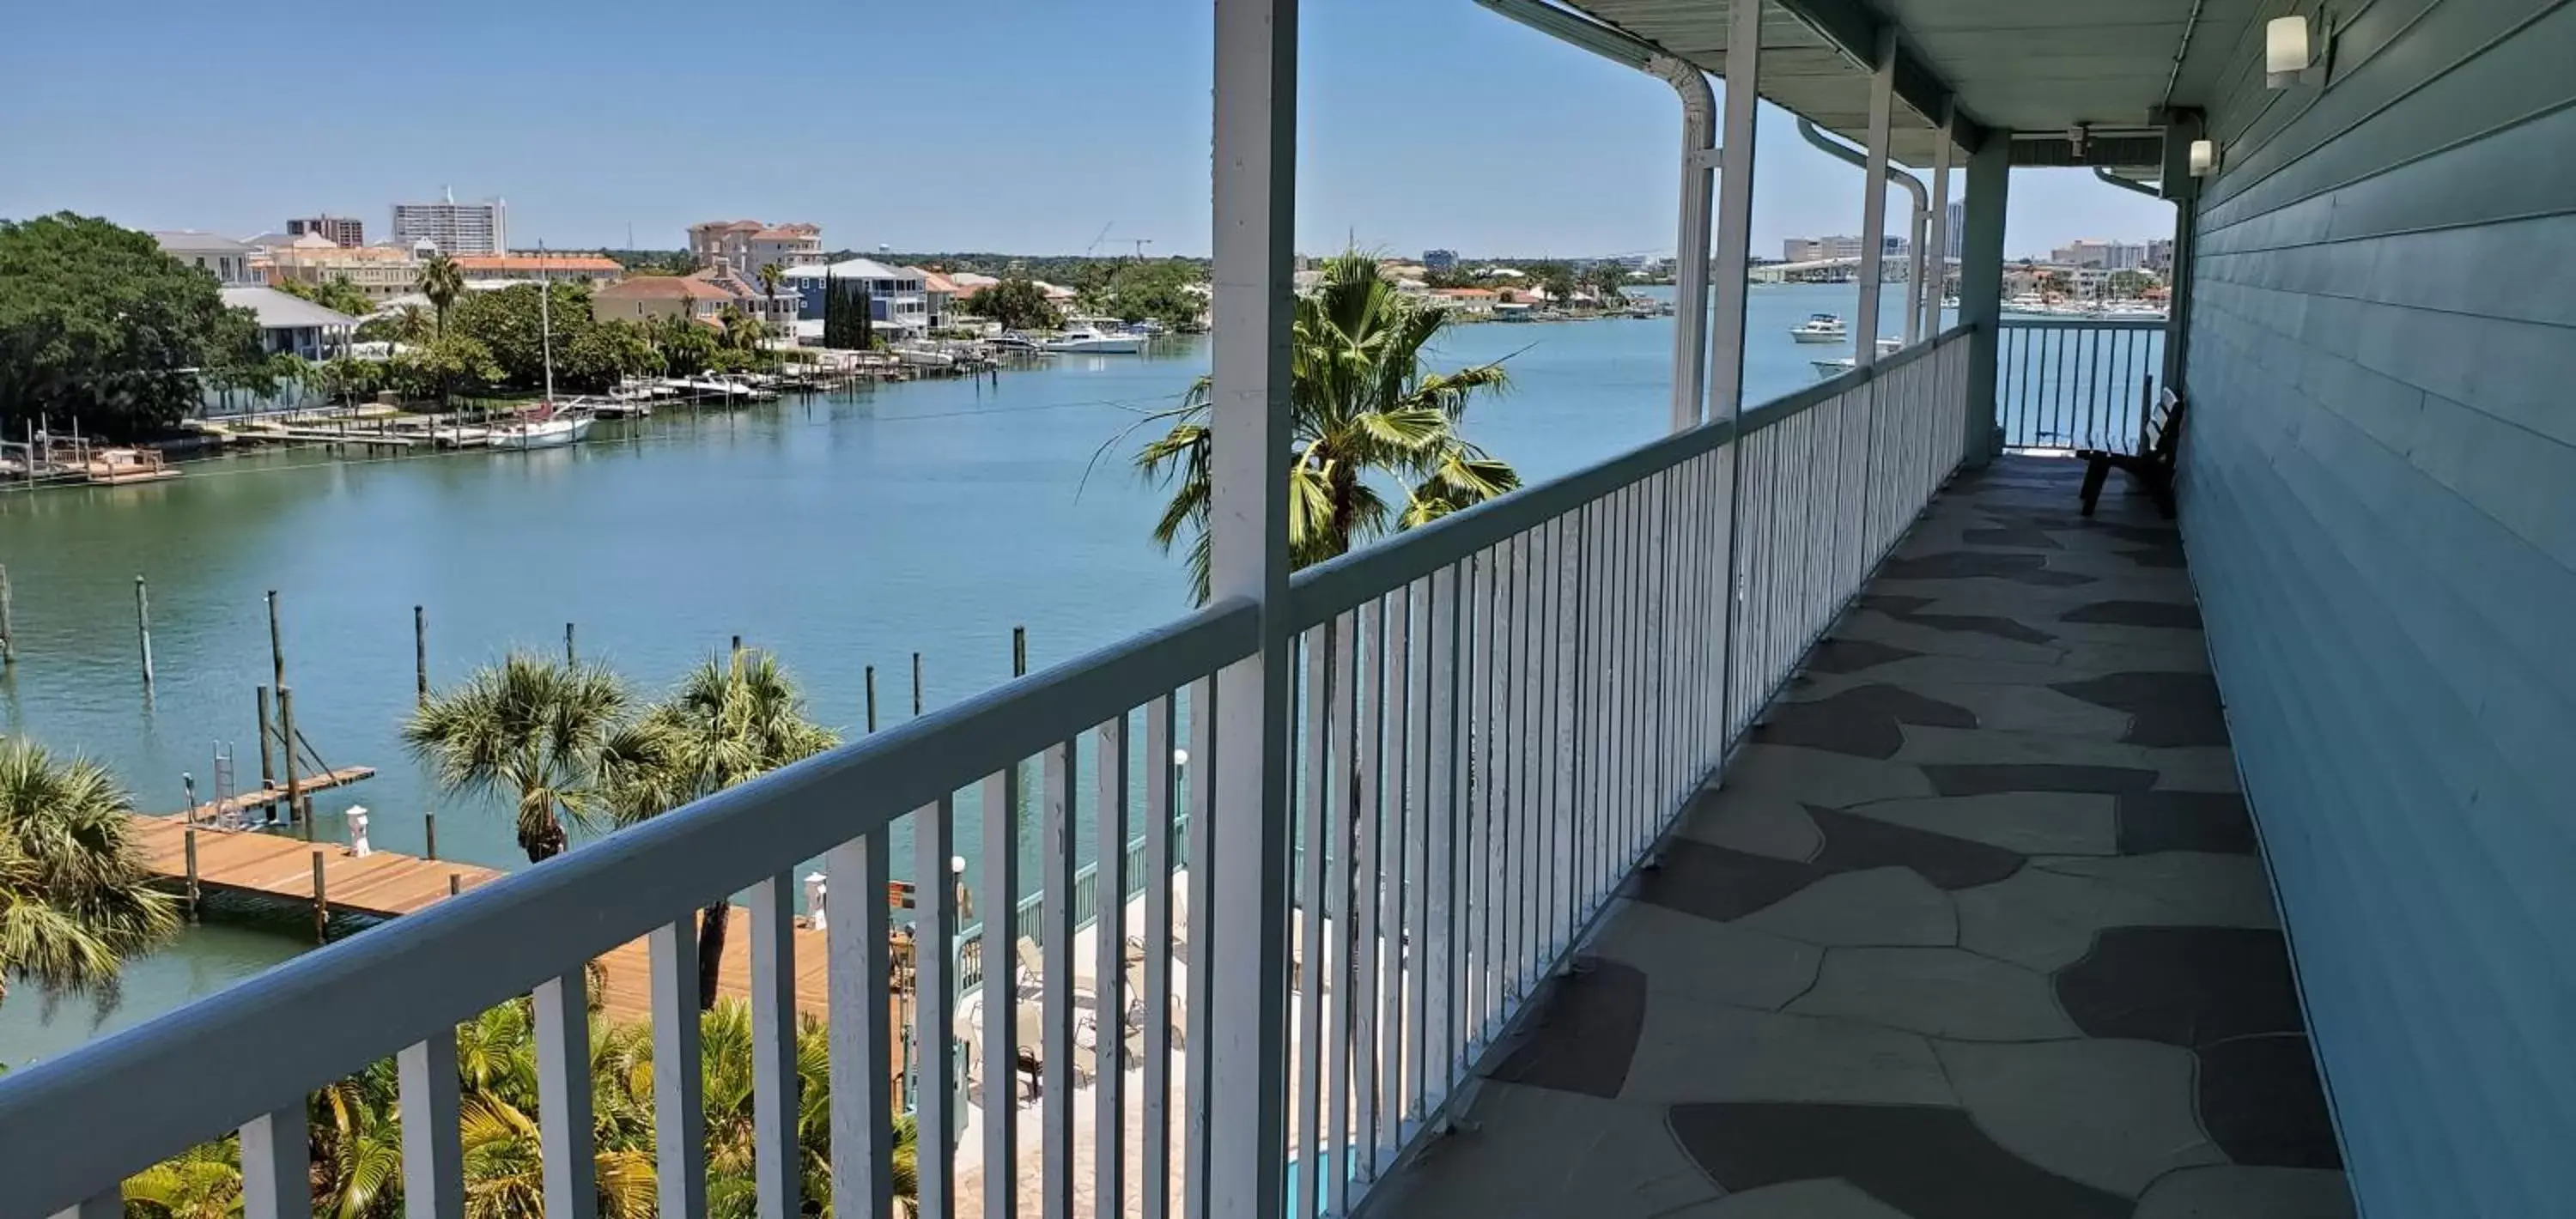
[[0, 282, 1926, 1064]]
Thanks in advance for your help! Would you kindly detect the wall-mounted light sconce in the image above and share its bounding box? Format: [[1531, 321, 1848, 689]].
[[2267, 13, 2330, 88], [2189, 138, 2219, 177]]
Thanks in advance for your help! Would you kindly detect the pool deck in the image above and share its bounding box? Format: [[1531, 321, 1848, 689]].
[[1365, 456, 2356, 1218]]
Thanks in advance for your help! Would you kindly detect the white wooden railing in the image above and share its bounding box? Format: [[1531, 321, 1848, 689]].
[[0, 326, 1976, 1219]]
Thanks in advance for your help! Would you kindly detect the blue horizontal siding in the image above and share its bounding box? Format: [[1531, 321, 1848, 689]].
[[2180, 0, 2576, 1214]]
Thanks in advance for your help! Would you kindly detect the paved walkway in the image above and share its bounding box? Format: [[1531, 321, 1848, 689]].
[[1371, 457, 2354, 1219]]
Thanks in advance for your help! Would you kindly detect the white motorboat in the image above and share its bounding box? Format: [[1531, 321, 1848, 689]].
[[487, 404, 596, 450], [1040, 324, 1147, 355], [1789, 312, 1849, 343], [1809, 337, 1905, 377]]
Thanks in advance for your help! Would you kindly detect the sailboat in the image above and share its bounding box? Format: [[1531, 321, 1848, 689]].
[[488, 241, 597, 451]]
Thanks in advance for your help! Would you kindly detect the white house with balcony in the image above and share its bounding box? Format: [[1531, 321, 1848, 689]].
[[781, 257, 930, 331], [151, 230, 263, 287]]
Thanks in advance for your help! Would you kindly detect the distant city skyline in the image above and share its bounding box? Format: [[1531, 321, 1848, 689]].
[[0, 0, 2175, 262]]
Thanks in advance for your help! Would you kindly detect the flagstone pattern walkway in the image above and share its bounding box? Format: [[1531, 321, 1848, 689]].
[[1369, 458, 2354, 1219]]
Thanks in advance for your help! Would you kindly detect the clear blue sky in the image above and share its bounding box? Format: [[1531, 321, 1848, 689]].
[[0, 0, 2171, 260]]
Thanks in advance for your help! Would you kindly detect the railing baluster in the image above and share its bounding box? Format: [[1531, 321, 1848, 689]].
[[238, 1104, 310, 1219], [1096, 715, 1129, 1219], [533, 970, 596, 1219], [1349, 597, 1382, 1187], [829, 826, 896, 1219], [1425, 563, 1459, 1111], [398, 1030, 465, 1219], [650, 915, 706, 1219], [1325, 610, 1358, 1213], [980, 767, 1019, 1219], [749, 870, 799, 1219], [1042, 739, 1077, 1219], [915, 798, 959, 1219], [1142, 699, 1176, 1219], [1296, 624, 1328, 1217], [1403, 576, 1432, 1131], [1382, 580, 1413, 1155], [1182, 676, 1217, 1219]]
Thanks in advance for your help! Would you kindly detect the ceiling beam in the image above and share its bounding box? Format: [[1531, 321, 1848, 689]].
[[1768, 0, 1992, 150]]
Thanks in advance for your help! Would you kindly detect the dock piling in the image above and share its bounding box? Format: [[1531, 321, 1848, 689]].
[[134, 575, 154, 689], [265, 591, 284, 694], [311, 850, 327, 942], [1012, 625, 1027, 677], [414, 605, 428, 705], [866, 665, 878, 732], [183, 828, 200, 921], [565, 622, 575, 666], [256, 686, 277, 821], [279, 685, 306, 837], [1, 562, 15, 664], [449, 874, 461, 897], [424, 811, 438, 861], [912, 652, 923, 716]]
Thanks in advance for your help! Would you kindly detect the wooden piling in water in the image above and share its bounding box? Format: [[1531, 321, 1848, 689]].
[[311, 850, 328, 942], [279, 685, 306, 838], [134, 575, 154, 689], [565, 622, 576, 665], [866, 665, 878, 731], [266, 590, 285, 694], [184, 828, 200, 921], [425, 811, 438, 861], [1013, 625, 1027, 677], [256, 685, 277, 820], [414, 605, 428, 705], [1, 563, 15, 665], [448, 874, 461, 897], [912, 652, 923, 716]]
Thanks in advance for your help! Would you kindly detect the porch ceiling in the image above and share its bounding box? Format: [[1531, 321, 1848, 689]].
[[1554, 0, 2269, 168]]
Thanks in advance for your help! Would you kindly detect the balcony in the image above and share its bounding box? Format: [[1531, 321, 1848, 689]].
[[9, 0, 2569, 1214]]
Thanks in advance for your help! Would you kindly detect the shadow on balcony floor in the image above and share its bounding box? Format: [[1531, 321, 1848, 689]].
[[1367, 457, 2354, 1219]]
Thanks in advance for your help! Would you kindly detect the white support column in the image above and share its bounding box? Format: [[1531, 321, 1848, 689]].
[[1923, 103, 1954, 340], [1651, 55, 1717, 433], [1206, 2, 1296, 1218], [1707, 0, 1763, 421], [1853, 27, 1897, 369]]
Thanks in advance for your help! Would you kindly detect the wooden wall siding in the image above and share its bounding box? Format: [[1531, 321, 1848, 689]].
[[2179, 0, 2576, 1214]]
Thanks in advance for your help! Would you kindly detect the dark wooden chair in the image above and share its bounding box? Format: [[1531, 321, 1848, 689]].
[[2079, 388, 2186, 518]]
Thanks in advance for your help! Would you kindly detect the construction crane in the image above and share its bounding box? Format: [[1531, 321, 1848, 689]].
[[1129, 238, 1155, 260], [1081, 221, 1115, 257]]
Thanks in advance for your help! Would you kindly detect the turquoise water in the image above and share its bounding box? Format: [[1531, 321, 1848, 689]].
[[0, 282, 1923, 1060]]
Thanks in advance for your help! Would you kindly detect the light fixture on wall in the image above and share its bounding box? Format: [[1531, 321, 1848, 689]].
[[2189, 138, 2219, 176], [2267, 13, 2325, 88]]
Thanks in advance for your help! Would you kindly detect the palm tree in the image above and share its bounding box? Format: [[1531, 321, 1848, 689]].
[[756, 261, 783, 302], [1133, 250, 1520, 602], [603, 650, 839, 1008], [404, 654, 637, 864], [0, 737, 181, 1013], [418, 253, 465, 337], [121, 1140, 242, 1219]]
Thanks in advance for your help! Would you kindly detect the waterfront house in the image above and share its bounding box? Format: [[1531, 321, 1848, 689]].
[[914, 268, 959, 330], [781, 258, 931, 331], [265, 236, 422, 303], [689, 219, 825, 275], [590, 259, 794, 334], [16, 3, 2573, 1217], [1429, 286, 1499, 314], [151, 230, 262, 287], [453, 252, 624, 289]]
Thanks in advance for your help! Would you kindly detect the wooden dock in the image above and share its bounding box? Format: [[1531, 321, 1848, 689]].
[[126, 817, 875, 1027], [178, 766, 376, 825]]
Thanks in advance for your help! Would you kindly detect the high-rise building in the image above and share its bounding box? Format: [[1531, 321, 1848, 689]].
[[390, 190, 507, 255], [1423, 248, 1459, 272], [1945, 201, 1965, 254], [286, 215, 365, 247]]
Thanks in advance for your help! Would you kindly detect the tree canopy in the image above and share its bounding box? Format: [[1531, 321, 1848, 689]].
[[0, 212, 274, 440], [1105, 259, 1206, 329], [961, 276, 1060, 331], [274, 275, 375, 318]]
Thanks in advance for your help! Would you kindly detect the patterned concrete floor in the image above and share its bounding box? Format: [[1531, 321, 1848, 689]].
[[1370, 457, 2354, 1219]]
